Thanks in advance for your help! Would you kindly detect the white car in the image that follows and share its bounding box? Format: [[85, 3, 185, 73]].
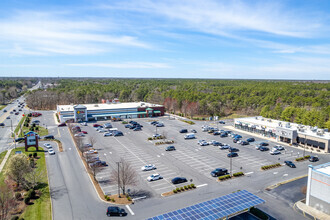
[[74, 133, 85, 137], [208, 140, 216, 145], [103, 132, 113, 137], [219, 145, 230, 150], [153, 134, 161, 138], [80, 122, 87, 126], [141, 164, 156, 171], [198, 140, 206, 145], [270, 150, 281, 155], [236, 140, 242, 144], [274, 145, 285, 151], [98, 129, 107, 133], [43, 143, 52, 149], [48, 149, 55, 155], [199, 141, 209, 146], [147, 173, 163, 182]]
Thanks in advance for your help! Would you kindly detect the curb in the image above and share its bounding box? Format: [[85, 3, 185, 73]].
[[266, 175, 307, 190], [0, 148, 13, 173]]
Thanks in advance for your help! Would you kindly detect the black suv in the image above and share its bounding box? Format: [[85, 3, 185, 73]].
[[285, 161, 296, 168], [228, 147, 239, 152], [309, 156, 319, 162], [106, 206, 127, 217], [179, 129, 188, 133], [44, 135, 55, 139], [210, 168, 228, 177], [246, 138, 255, 142], [260, 142, 269, 146], [171, 177, 187, 184], [165, 146, 176, 151]]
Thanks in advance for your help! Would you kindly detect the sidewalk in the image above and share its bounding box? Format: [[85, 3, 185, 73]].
[[0, 148, 13, 172], [295, 200, 330, 220]]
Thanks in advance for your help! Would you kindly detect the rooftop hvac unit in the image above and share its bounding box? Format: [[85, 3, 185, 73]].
[[94, 105, 98, 107], [285, 122, 290, 128], [261, 118, 264, 121], [141, 103, 145, 106], [317, 129, 325, 135], [255, 117, 258, 120]]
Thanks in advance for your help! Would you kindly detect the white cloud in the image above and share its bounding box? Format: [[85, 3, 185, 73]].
[[0, 11, 150, 56], [66, 62, 171, 69]]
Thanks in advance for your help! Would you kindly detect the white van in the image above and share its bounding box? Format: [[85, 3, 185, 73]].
[[184, 133, 195, 139]]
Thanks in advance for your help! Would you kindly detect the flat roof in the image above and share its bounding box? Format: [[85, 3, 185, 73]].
[[57, 102, 163, 112], [148, 190, 265, 220], [313, 162, 330, 176], [236, 116, 330, 140]]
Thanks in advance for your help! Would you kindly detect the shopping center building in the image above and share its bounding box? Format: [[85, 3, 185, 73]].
[[234, 116, 330, 153], [57, 101, 164, 123]]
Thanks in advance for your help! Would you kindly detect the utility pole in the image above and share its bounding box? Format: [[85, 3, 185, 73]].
[[116, 162, 121, 198], [11, 119, 16, 149]]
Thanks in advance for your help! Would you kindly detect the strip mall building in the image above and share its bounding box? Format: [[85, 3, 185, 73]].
[[234, 116, 330, 153], [57, 101, 164, 123]]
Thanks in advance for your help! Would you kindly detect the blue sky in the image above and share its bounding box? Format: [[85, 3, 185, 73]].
[[1, 0, 330, 79]]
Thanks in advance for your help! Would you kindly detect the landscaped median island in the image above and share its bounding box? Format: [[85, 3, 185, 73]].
[[162, 184, 196, 197], [295, 155, 310, 162], [261, 163, 282, 170], [0, 147, 51, 220], [218, 172, 245, 181], [0, 150, 8, 165]]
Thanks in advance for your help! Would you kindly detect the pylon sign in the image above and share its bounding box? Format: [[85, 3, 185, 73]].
[[24, 131, 39, 151]]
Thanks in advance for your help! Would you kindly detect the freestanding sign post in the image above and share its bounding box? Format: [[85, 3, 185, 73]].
[[24, 131, 39, 151]]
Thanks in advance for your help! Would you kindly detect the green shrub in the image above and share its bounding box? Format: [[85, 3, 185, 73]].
[[180, 187, 184, 191], [111, 198, 115, 202], [127, 196, 132, 201], [184, 185, 188, 190], [11, 216, 19, 220], [304, 155, 310, 159], [122, 121, 128, 124], [33, 152, 38, 158], [190, 184, 195, 188], [233, 172, 244, 177], [173, 189, 177, 193], [218, 174, 231, 181], [28, 153, 32, 158], [28, 189, 36, 199]]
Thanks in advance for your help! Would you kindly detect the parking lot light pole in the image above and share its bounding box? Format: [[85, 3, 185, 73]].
[[116, 162, 121, 198], [230, 157, 232, 177]]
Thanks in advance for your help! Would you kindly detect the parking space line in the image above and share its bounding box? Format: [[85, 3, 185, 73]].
[[154, 185, 174, 191], [126, 205, 135, 216]]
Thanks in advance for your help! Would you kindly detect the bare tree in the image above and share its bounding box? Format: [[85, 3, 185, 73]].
[[5, 154, 32, 187], [89, 163, 103, 181], [0, 183, 16, 220], [88, 136, 97, 148], [111, 159, 138, 196], [24, 168, 46, 190], [74, 137, 84, 153]]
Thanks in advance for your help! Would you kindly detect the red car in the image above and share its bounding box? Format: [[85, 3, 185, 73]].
[[81, 131, 88, 134], [32, 112, 42, 117], [58, 123, 67, 127], [93, 124, 101, 127]]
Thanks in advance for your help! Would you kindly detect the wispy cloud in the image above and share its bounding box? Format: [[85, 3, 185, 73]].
[[66, 62, 171, 69], [0, 11, 150, 56]]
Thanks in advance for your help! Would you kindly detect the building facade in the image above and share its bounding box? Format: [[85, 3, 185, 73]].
[[306, 162, 330, 215], [234, 116, 330, 153], [57, 102, 164, 123]]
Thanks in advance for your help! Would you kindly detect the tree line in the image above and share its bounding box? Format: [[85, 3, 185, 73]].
[[25, 78, 330, 129], [0, 78, 37, 104]]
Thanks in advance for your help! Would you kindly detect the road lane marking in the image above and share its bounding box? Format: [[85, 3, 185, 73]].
[[245, 172, 254, 175], [126, 205, 135, 215], [196, 183, 208, 188]]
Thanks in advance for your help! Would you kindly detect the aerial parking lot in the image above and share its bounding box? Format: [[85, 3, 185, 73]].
[[69, 116, 325, 200]]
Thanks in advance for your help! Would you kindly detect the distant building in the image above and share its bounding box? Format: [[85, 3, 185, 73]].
[[57, 102, 164, 122], [234, 116, 330, 153], [306, 162, 330, 214]]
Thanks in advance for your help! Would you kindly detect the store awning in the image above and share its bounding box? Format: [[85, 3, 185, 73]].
[[154, 110, 161, 113], [91, 112, 147, 117]]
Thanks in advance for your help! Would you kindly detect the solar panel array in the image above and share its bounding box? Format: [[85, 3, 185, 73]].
[[147, 190, 265, 220]]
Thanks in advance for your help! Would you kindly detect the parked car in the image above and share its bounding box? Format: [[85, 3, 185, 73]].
[[227, 152, 238, 157], [213, 131, 221, 135], [219, 145, 230, 150], [80, 131, 88, 134], [260, 142, 269, 146], [233, 138, 240, 143], [246, 138, 255, 142], [219, 121, 226, 124], [240, 141, 249, 145], [6, 116, 10, 119], [80, 122, 87, 126], [190, 129, 197, 133], [179, 129, 188, 133], [220, 133, 228, 138], [184, 133, 195, 139], [141, 164, 156, 171], [309, 156, 319, 162], [199, 141, 209, 146], [270, 150, 281, 155], [274, 145, 285, 151], [228, 147, 239, 152], [113, 131, 123, 136], [15, 112, 19, 115], [147, 173, 163, 182], [210, 168, 228, 177], [93, 124, 101, 128], [32, 120, 40, 125], [103, 132, 113, 137], [106, 206, 127, 217], [153, 133, 161, 138], [48, 149, 55, 155], [103, 123, 112, 128], [125, 124, 132, 128], [165, 146, 176, 151], [90, 160, 107, 167], [0, 123, 5, 126], [259, 146, 269, 151], [150, 121, 158, 125], [285, 161, 296, 168], [15, 137, 25, 142], [43, 143, 52, 149], [133, 127, 141, 131], [44, 135, 55, 139], [171, 177, 187, 184], [234, 135, 242, 139], [74, 133, 85, 137], [156, 123, 164, 127], [98, 129, 108, 133], [3, 110, 7, 112], [58, 123, 66, 127], [213, 141, 222, 146]]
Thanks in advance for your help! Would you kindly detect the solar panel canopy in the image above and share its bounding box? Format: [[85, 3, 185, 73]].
[[147, 190, 265, 220]]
